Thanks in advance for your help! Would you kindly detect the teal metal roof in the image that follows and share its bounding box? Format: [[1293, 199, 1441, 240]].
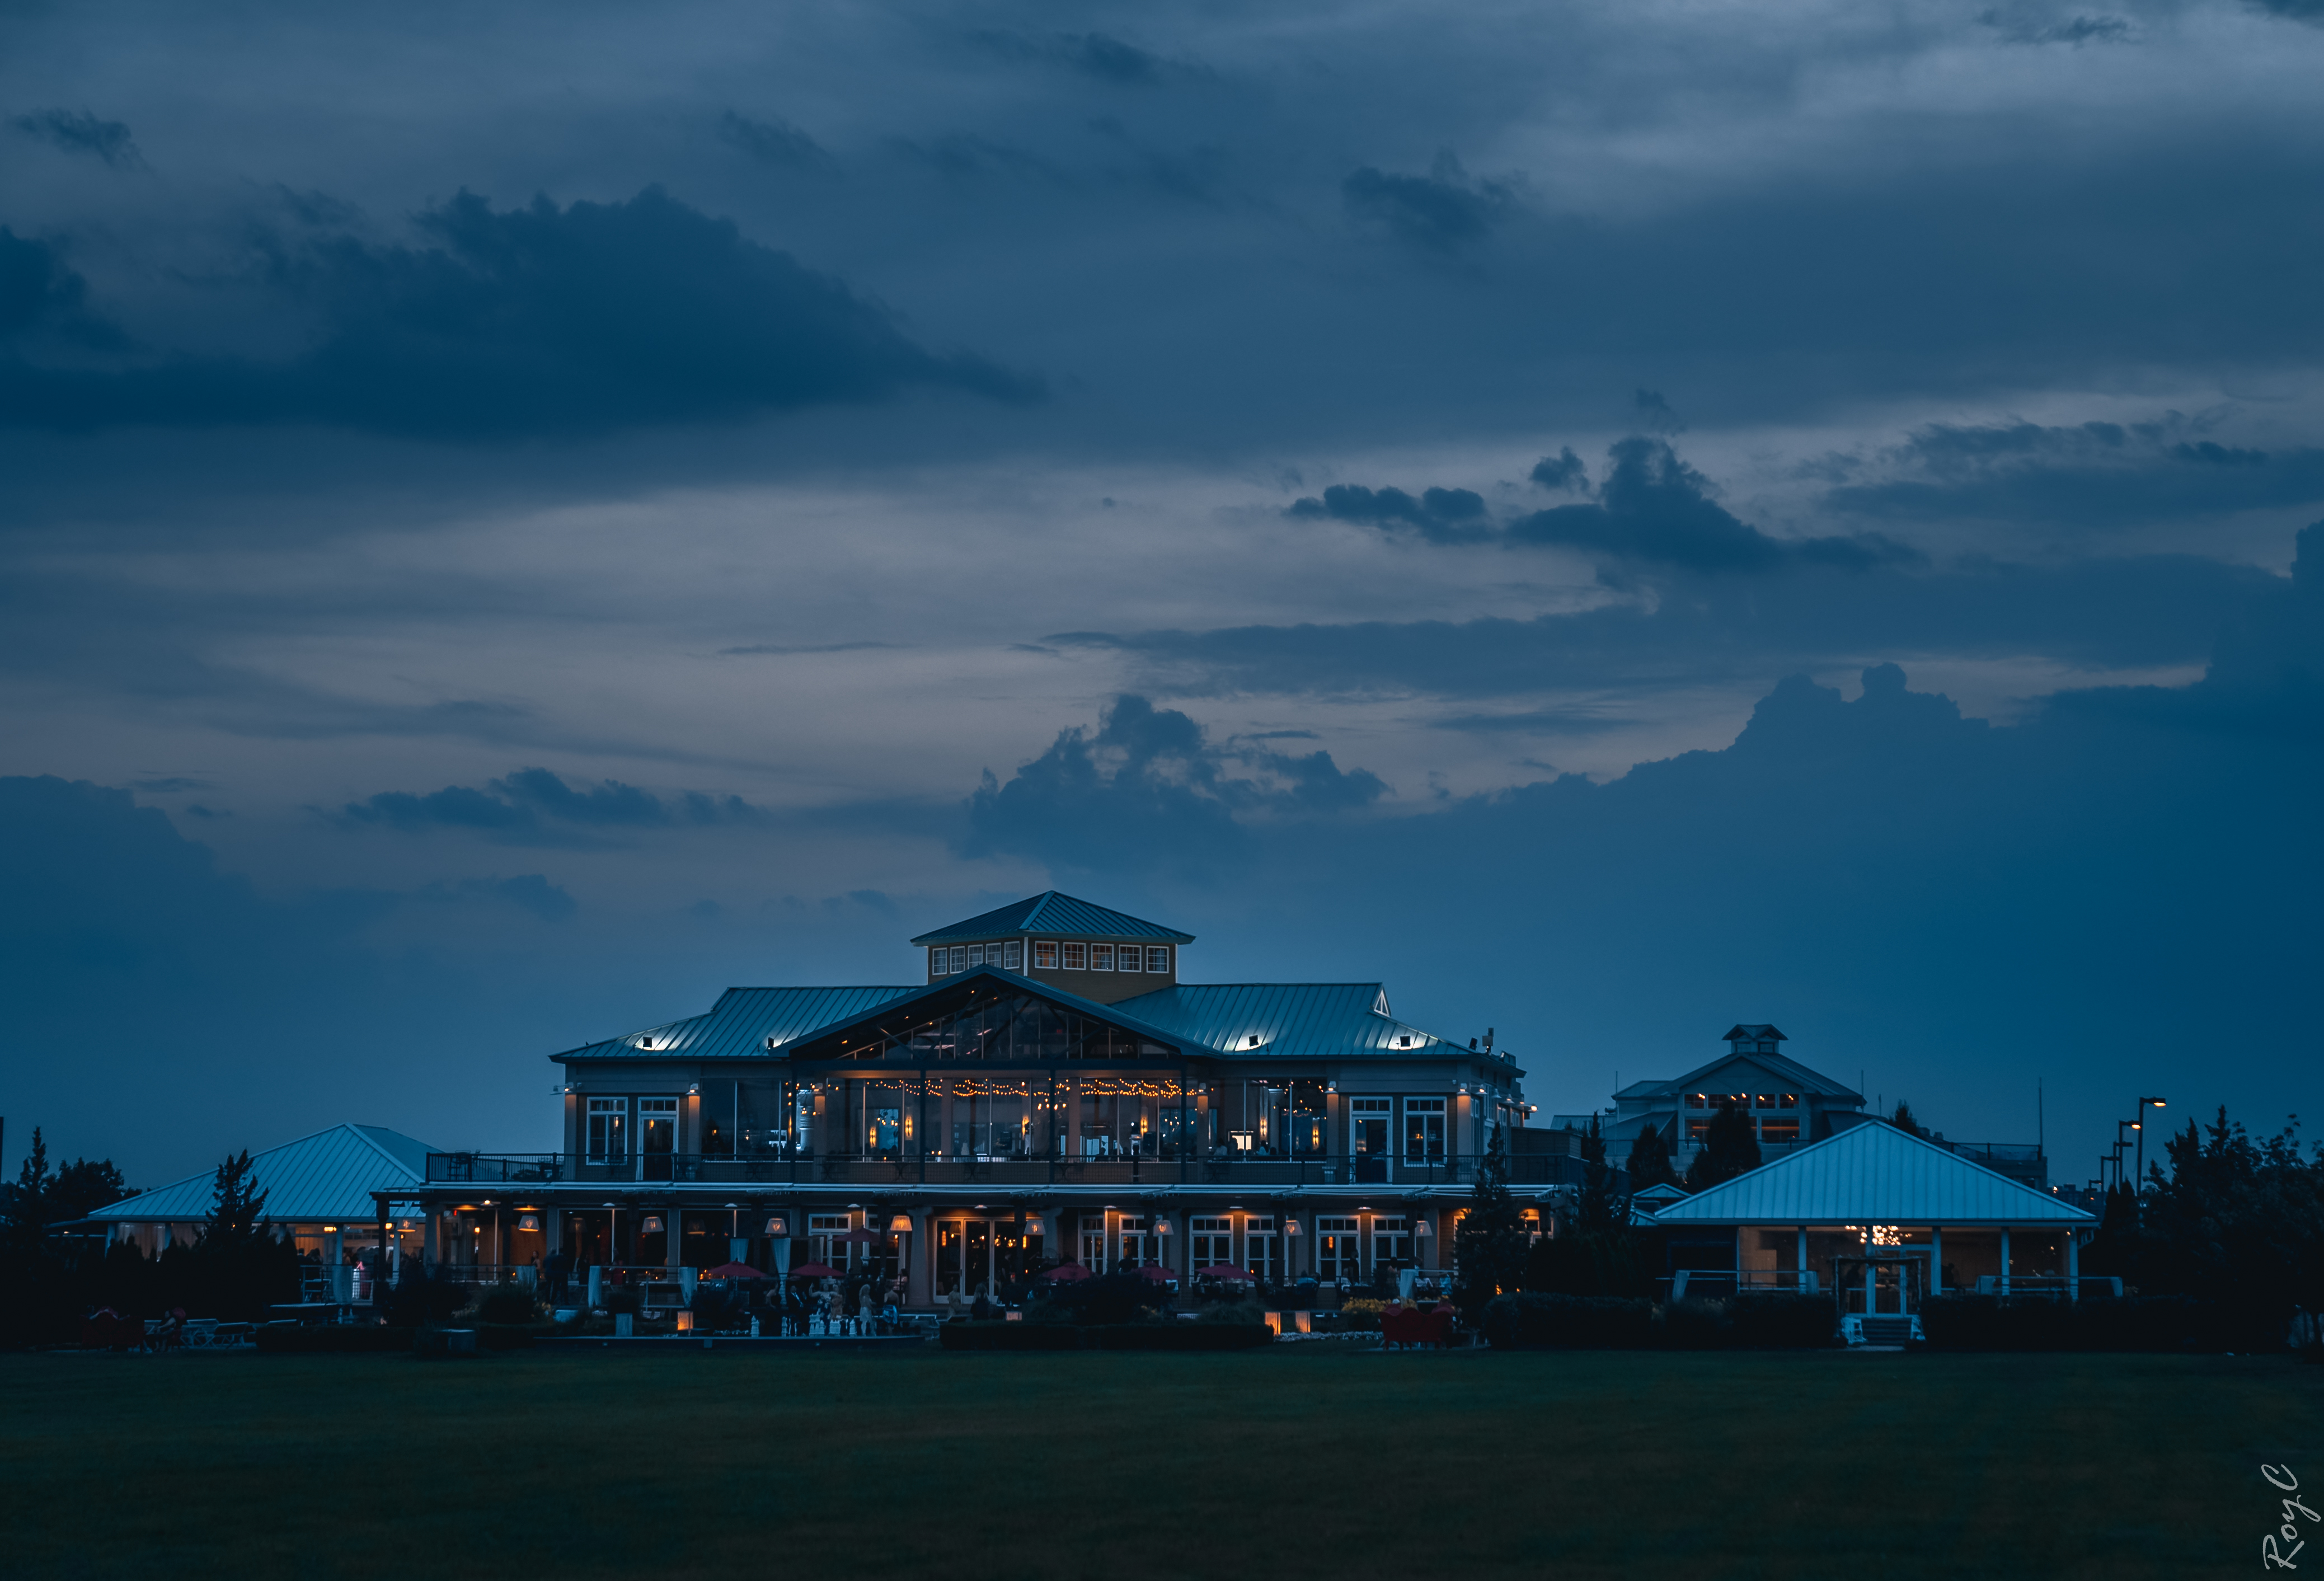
[[910, 892, 1194, 946], [555, 986, 921, 1062], [1646, 1120, 2094, 1227], [1110, 983, 1481, 1065], [89, 1124, 436, 1225], [1637, 1048, 1861, 1100], [774, 965, 1204, 1058]]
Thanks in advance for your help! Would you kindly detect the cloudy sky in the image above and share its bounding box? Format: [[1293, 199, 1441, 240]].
[[3, 0, 2319, 1187]]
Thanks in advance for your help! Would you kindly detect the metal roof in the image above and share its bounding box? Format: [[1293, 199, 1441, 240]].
[[769, 965, 1208, 1057], [1631, 1048, 1861, 1100], [556, 986, 922, 1062], [910, 892, 1195, 946], [88, 1124, 437, 1225], [1646, 1119, 2095, 1227], [1111, 983, 1482, 1065]]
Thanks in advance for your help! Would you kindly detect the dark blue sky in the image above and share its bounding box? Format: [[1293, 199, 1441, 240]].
[[2, 0, 2319, 1185]]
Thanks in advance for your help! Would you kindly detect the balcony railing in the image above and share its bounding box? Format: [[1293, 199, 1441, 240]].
[[424, 1151, 1598, 1190]]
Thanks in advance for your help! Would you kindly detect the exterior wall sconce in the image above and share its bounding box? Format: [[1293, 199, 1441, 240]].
[[517, 1214, 541, 1233], [641, 1214, 666, 1235], [765, 1216, 788, 1236], [1413, 1218, 1432, 1238], [1155, 1218, 1173, 1236], [888, 1214, 913, 1233], [1024, 1216, 1044, 1236], [1283, 1220, 1303, 1236], [687, 1083, 701, 1096]]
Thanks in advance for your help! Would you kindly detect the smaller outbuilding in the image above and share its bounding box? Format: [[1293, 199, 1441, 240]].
[[1642, 1118, 2097, 1342], [84, 1124, 434, 1301]]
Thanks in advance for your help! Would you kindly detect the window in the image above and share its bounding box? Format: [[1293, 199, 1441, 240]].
[[1117, 947, 1141, 973], [947, 946, 965, 973], [968, 945, 985, 967], [1759, 1116, 1800, 1143], [1003, 940, 1022, 970], [1062, 942, 1087, 971], [1090, 944, 1114, 971], [930, 948, 949, 976], [810, 1213, 851, 1269], [1756, 1093, 1794, 1109], [1191, 1216, 1233, 1268], [1350, 1098, 1391, 1152], [1145, 946, 1171, 973], [1034, 941, 1058, 970], [586, 1098, 627, 1162], [1687, 1118, 1712, 1142], [1080, 1214, 1107, 1273], [1117, 1214, 1152, 1268], [1403, 1097, 1447, 1162], [1317, 1216, 1361, 1281], [1245, 1215, 1279, 1281], [1372, 1216, 1412, 1267], [1686, 1093, 1708, 1109]]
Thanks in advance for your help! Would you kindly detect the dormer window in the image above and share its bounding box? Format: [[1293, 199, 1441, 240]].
[[1034, 941, 1058, 970], [930, 947, 949, 975], [1090, 944, 1114, 971], [1145, 946, 1171, 973], [950, 947, 967, 973], [1062, 942, 1087, 970], [1758, 1040, 1777, 1053], [1002, 940, 1022, 970]]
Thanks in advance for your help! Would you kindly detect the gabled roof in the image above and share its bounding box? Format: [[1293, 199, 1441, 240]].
[[1722, 1024, 1786, 1043], [775, 964, 1204, 1058], [88, 1124, 436, 1225], [910, 892, 1194, 946], [556, 986, 921, 1062], [1646, 1119, 2094, 1227], [1110, 983, 1475, 1063], [1631, 1048, 1860, 1101]]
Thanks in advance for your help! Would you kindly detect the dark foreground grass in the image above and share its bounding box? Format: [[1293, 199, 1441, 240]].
[[1, 1346, 2314, 1580]]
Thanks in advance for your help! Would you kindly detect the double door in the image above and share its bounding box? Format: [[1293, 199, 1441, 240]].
[[936, 1217, 1041, 1300]]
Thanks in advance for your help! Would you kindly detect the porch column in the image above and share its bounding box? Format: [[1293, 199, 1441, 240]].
[[1065, 1076, 1081, 1158], [1999, 1227, 2012, 1296], [2067, 1230, 2079, 1302], [1929, 1227, 1942, 1296], [667, 1204, 683, 1272], [422, 1204, 440, 1272], [1796, 1227, 1808, 1292]]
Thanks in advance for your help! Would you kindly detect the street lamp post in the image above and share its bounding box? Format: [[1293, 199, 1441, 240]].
[[2133, 1097, 2167, 1190]]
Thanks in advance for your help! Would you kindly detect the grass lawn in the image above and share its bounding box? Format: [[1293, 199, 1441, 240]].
[[1, 1345, 2314, 1580]]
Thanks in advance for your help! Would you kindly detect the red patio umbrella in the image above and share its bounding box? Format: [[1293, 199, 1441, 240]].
[[1196, 1264, 1256, 1281], [1040, 1263, 1093, 1282], [702, 1262, 771, 1280], [1134, 1265, 1176, 1283], [838, 1228, 882, 1244], [787, 1261, 841, 1280]]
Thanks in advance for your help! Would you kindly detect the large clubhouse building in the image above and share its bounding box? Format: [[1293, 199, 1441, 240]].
[[400, 893, 1543, 1302]]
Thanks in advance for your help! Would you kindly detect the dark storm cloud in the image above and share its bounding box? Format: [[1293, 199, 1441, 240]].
[[963, 694, 1386, 872], [1530, 447, 1588, 492], [1053, 551, 2276, 700], [968, 29, 1176, 85], [1297, 439, 1921, 573], [2248, 0, 2324, 22], [1830, 419, 2324, 531], [0, 229, 126, 350], [1287, 482, 1490, 543], [336, 766, 773, 845], [714, 111, 836, 172], [1342, 153, 1513, 252], [9, 107, 143, 168], [0, 186, 1040, 437]]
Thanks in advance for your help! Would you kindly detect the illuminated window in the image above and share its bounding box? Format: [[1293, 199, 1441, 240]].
[[1116, 946, 1141, 973], [1145, 946, 1171, 973], [586, 1098, 627, 1162], [1686, 1094, 1708, 1109], [1759, 1116, 1800, 1143], [1034, 941, 1058, 970], [1062, 942, 1087, 971], [1090, 944, 1114, 971]]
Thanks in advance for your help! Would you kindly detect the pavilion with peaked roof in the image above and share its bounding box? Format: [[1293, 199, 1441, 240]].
[[389, 891, 1561, 1309], [1645, 1119, 2098, 1341]]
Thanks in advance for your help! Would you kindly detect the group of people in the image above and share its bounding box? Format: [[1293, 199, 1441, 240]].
[[786, 1275, 903, 1336]]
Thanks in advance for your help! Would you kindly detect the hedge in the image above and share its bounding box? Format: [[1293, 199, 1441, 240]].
[[1918, 1293, 2266, 1352], [257, 1325, 417, 1354], [939, 1321, 1274, 1352], [1481, 1292, 1839, 1350]]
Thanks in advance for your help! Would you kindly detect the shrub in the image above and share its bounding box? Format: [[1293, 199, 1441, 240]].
[[1482, 1293, 1655, 1349], [1195, 1299, 1267, 1325], [1727, 1292, 1841, 1349], [938, 1321, 1083, 1351], [384, 1266, 467, 1327], [1339, 1298, 1387, 1331], [256, 1325, 417, 1354], [1918, 1293, 2245, 1352], [1661, 1298, 1731, 1349], [475, 1283, 538, 1325]]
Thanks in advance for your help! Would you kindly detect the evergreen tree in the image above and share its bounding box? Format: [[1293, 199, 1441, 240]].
[[1684, 1101, 1763, 1191], [1574, 1114, 1622, 1236], [1625, 1122, 1679, 1191], [1890, 1100, 1927, 1138], [200, 1150, 269, 1248], [1453, 1124, 1529, 1317]]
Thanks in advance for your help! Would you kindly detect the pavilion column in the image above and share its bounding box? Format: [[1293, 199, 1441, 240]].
[[667, 1204, 683, 1272], [2000, 1228, 2012, 1296], [1796, 1227, 1809, 1293], [422, 1205, 440, 1272], [1929, 1226, 1942, 1297], [1065, 1077, 1081, 1158], [2067, 1231, 2079, 1302]]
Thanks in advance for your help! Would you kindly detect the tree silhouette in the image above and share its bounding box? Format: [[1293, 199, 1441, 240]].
[[1685, 1101, 1763, 1191]]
